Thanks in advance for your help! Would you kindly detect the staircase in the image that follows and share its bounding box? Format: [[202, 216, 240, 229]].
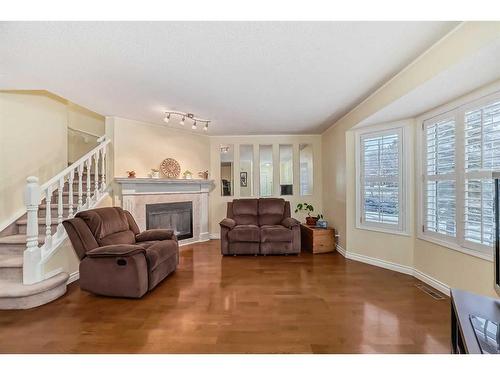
[[0, 138, 110, 309]]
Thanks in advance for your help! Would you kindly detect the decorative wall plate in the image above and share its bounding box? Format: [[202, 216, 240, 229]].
[[160, 158, 181, 178]]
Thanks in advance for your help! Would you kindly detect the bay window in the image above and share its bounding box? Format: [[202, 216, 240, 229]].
[[421, 93, 500, 255]]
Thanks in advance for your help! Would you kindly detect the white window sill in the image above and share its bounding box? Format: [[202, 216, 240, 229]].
[[356, 224, 411, 237], [417, 233, 493, 262]]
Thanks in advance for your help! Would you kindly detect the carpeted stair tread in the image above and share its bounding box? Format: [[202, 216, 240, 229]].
[[0, 272, 69, 298]]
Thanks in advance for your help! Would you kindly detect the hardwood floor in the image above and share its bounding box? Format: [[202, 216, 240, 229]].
[[0, 240, 450, 353]]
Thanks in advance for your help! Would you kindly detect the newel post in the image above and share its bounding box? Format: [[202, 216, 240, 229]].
[[23, 176, 42, 285]]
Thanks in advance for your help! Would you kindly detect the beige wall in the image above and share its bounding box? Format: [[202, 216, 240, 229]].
[[321, 22, 500, 297], [110, 117, 210, 178], [413, 240, 495, 296], [0, 91, 68, 229], [107, 117, 211, 206], [322, 124, 347, 248], [67, 103, 105, 163], [209, 135, 322, 235]]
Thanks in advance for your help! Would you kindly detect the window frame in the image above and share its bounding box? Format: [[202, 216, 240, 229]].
[[299, 143, 314, 196], [279, 144, 294, 196], [417, 90, 500, 261], [355, 122, 410, 236]]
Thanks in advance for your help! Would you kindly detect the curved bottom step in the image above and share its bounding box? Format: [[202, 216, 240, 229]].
[[0, 272, 69, 310]]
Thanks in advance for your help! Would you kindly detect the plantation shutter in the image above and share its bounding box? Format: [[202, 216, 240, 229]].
[[463, 100, 500, 247], [423, 117, 456, 237], [360, 129, 401, 229]]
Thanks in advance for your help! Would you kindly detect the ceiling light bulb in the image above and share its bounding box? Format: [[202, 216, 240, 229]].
[[163, 113, 170, 123], [203, 123, 209, 131], [180, 116, 185, 126], [192, 121, 197, 130]]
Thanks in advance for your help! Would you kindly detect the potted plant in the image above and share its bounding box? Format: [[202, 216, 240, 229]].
[[295, 203, 320, 226]]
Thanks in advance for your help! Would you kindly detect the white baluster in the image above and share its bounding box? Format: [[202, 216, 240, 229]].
[[86, 158, 91, 207], [100, 147, 106, 192], [44, 185, 53, 249], [77, 164, 84, 210], [23, 176, 42, 284], [94, 152, 99, 199], [68, 170, 75, 217], [57, 177, 64, 225]]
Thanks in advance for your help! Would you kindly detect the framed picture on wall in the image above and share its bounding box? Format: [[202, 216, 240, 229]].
[[240, 172, 248, 187]]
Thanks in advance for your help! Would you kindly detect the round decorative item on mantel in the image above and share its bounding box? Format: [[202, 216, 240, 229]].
[[160, 158, 181, 179]]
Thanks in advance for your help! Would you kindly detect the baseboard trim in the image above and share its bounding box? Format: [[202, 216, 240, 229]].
[[336, 244, 346, 257], [336, 245, 451, 296], [209, 233, 221, 240], [413, 269, 450, 296], [346, 251, 414, 276], [67, 271, 79, 285]]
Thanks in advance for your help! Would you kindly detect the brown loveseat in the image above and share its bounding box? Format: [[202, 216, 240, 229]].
[[63, 207, 178, 298], [219, 198, 300, 256]]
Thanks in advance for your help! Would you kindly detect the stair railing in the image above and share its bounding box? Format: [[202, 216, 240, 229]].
[[23, 136, 111, 285]]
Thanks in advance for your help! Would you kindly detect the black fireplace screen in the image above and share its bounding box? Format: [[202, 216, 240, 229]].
[[145, 201, 193, 240]]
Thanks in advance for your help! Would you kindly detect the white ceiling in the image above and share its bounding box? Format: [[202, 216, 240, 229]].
[[0, 21, 458, 135]]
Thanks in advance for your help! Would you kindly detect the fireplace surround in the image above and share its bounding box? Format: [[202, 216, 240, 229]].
[[114, 178, 214, 245]]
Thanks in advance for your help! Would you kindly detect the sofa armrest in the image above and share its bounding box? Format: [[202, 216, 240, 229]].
[[281, 217, 300, 229], [219, 218, 236, 229], [86, 244, 145, 258], [136, 229, 175, 242]]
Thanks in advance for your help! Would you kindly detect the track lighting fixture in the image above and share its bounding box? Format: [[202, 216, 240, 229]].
[[163, 111, 211, 132]]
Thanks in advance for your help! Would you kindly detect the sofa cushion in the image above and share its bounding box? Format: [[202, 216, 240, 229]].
[[260, 225, 293, 243], [232, 199, 259, 225], [227, 224, 260, 243], [98, 230, 136, 246], [76, 207, 136, 246], [258, 198, 286, 225], [145, 240, 178, 271]]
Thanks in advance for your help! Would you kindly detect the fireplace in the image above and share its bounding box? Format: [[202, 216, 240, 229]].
[[146, 201, 193, 240]]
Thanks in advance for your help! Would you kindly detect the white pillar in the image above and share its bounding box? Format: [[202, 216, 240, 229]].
[[199, 183, 210, 242], [23, 176, 42, 285]]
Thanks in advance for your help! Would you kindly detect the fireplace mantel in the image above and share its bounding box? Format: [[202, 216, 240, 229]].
[[115, 178, 214, 195], [114, 178, 214, 244]]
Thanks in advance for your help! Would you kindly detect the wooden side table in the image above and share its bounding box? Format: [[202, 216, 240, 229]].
[[300, 224, 336, 254]]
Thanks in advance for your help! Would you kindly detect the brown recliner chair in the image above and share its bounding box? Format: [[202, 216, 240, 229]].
[[63, 207, 178, 298], [219, 198, 300, 256]]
